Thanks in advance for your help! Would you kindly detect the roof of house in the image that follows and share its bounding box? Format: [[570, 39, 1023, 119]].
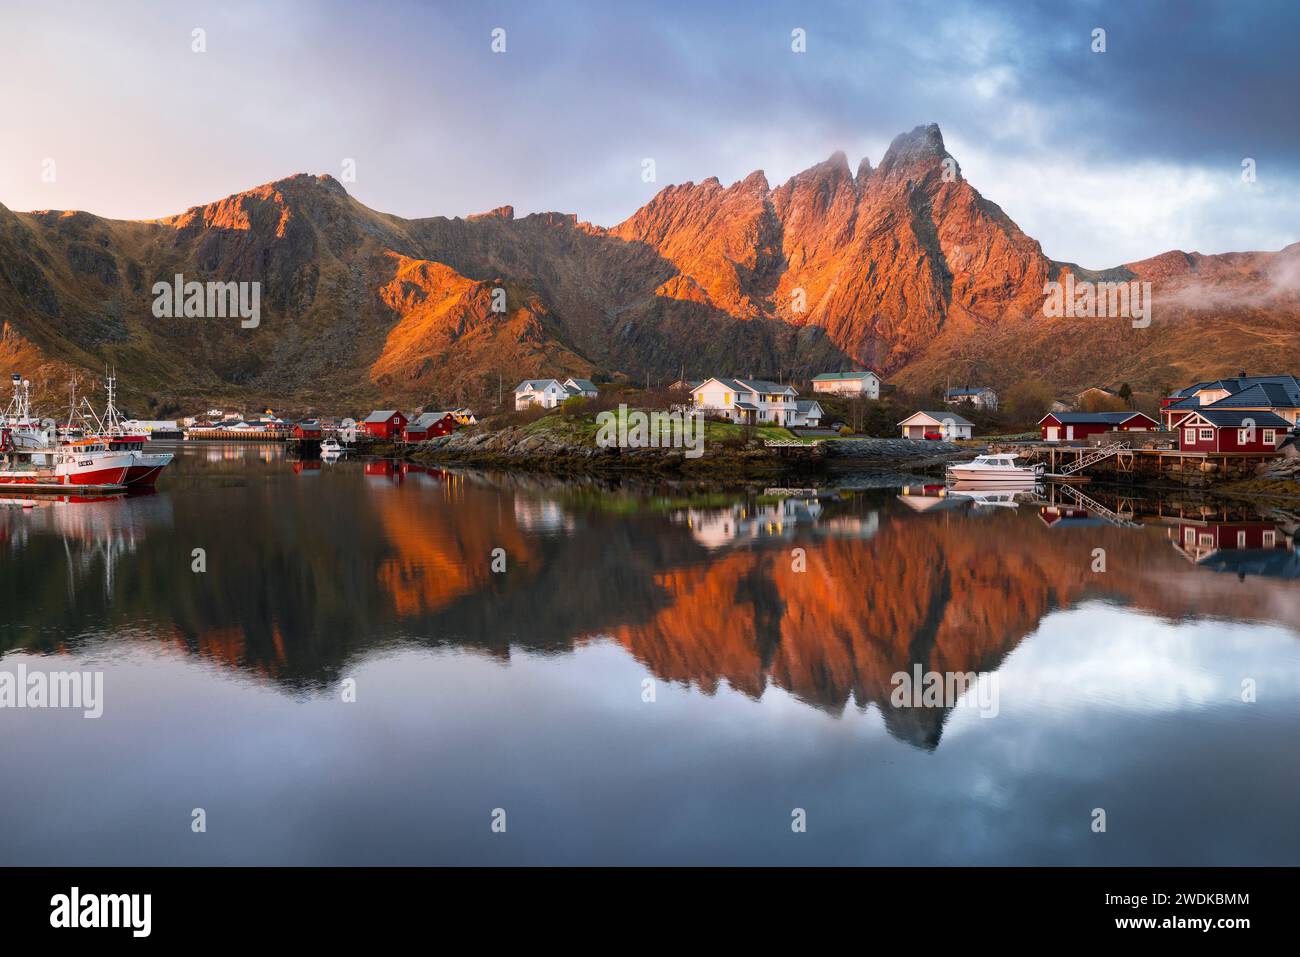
[[945, 387, 994, 397], [1040, 411, 1154, 425], [692, 377, 796, 395], [565, 378, 598, 392], [410, 411, 454, 429], [735, 378, 797, 395], [1170, 375, 1300, 402], [1186, 409, 1291, 428], [900, 410, 974, 427], [795, 400, 823, 413], [1077, 386, 1118, 397], [514, 379, 562, 393], [363, 410, 402, 423], [1204, 382, 1300, 409], [811, 371, 877, 381], [733, 401, 759, 411]]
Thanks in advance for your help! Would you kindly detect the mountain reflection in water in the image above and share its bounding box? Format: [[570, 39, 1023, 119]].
[[2, 444, 1299, 865]]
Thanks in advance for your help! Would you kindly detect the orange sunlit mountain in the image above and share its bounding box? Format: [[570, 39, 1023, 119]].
[[4, 125, 1299, 410]]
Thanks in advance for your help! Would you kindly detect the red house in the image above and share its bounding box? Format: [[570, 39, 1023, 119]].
[[1038, 411, 1158, 443], [1176, 410, 1289, 453], [403, 412, 457, 442], [361, 409, 408, 439], [292, 420, 323, 440]]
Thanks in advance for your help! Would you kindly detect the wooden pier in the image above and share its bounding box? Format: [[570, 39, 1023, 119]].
[[184, 429, 292, 442], [995, 439, 1281, 486]]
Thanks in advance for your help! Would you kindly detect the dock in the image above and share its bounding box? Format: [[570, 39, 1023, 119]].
[[0, 482, 128, 494], [184, 428, 292, 442]]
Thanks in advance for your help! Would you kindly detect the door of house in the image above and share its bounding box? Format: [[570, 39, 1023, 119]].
[[1066, 425, 1075, 440], [1046, 427, 1059, 442]]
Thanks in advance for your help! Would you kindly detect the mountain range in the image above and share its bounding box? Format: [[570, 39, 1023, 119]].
[[2, 123, 1297, 411]]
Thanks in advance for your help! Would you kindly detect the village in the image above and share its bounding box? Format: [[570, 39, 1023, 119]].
[[145, 368, 1300, 492]]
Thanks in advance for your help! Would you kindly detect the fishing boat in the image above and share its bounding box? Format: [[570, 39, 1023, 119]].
[[83, 373, 174, 487], [0, 433, 133, 491], [946, 453, 1044, 483]]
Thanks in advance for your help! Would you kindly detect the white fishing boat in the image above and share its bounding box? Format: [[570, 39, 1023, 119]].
[[946, 453, 1044, 483]]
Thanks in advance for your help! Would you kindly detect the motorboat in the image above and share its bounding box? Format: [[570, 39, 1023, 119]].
[[946, 453, 1043, 483], [320, 438, 346, 461]]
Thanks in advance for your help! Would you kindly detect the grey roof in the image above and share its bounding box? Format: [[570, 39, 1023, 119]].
[[795, 400, 823, 413], [734, 378, 797, 394], [1171, 375, 1300, 403], [363, 410, 401, 423], [945, 387, 994, 397], [1188, 409, 1291, 428], [733, 401, 759, 411], [812, 371, 876, 381], [1204, 382, 1300, 409], [514, 379, 561, 393], [410, 411, 453, 428], [1041, 411, 1154, 424], [565, 378, 597, 392]]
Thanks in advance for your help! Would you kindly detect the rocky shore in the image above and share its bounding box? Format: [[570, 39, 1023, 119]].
[[367, 423, 980, 480]]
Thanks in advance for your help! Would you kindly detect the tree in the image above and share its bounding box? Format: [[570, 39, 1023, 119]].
[[1118, 382, 1133, 406], [1004, 378, 1056, 428]]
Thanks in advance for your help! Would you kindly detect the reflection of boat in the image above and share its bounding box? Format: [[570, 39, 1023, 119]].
[[897, 483, 967, 512], [951, 489, 1021, 508], [320, 438, 345, 461], [946, 453, 1043, 483]]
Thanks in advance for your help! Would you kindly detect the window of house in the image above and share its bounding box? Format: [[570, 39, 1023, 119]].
[[1264, 530, 1276, 547], [1199, 533, 1214, 547], [1185, 528, 1195, 543], [1184, 428, 1196, 443], [1238, 531, 1247, 548], [1238, 429, 1252, 444], [1199, 428, 1214, 441], [1264, 429, 1276, 444]]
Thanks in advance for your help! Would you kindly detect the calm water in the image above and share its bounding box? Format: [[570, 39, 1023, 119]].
[[2, 443, 1299, 865]]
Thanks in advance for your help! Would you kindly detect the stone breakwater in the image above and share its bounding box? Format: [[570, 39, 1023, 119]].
[[397, 425, 825, 477], [823, 437, 981, 465]]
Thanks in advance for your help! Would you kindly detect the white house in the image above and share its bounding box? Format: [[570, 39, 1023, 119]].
[[514, 377, 598, 410], [794, 400, 824, 427], [514, 379, 570, 410], [898, 410, 974, 440], [811, 371, 881, 398], [563, 377, 598, 399], [944, 387, 998, 411], [690, 378, 819, 426]]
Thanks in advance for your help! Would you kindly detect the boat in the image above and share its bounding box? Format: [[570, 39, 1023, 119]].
[[320, 438, 346, 461], [0, 433, 133, 491], [88, 374, 174, 488], [946, 453, 1044, 483]]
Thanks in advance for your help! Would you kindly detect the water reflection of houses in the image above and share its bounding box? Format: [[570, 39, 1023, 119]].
[[1169, 520, 1300, 578], [513, 498, 574, 534], [674, 494, 883, 548]]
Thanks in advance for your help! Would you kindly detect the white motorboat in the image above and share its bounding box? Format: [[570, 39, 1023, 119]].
[[946, 453, 1044, 483], [320, 438, 345, 461]]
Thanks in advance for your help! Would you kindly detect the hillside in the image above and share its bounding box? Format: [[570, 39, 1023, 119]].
[[1, 124, 1296, 412]]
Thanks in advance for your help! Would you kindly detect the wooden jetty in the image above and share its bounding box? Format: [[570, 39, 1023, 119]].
[[184, 428, 292, 442], [994, 438, 1281, 486]]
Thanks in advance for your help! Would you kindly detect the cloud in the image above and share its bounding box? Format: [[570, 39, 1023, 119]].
[[0, 0, 1295, 268]]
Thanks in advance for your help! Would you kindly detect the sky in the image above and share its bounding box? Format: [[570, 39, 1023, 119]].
[[1, 0, 1297, 268]]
